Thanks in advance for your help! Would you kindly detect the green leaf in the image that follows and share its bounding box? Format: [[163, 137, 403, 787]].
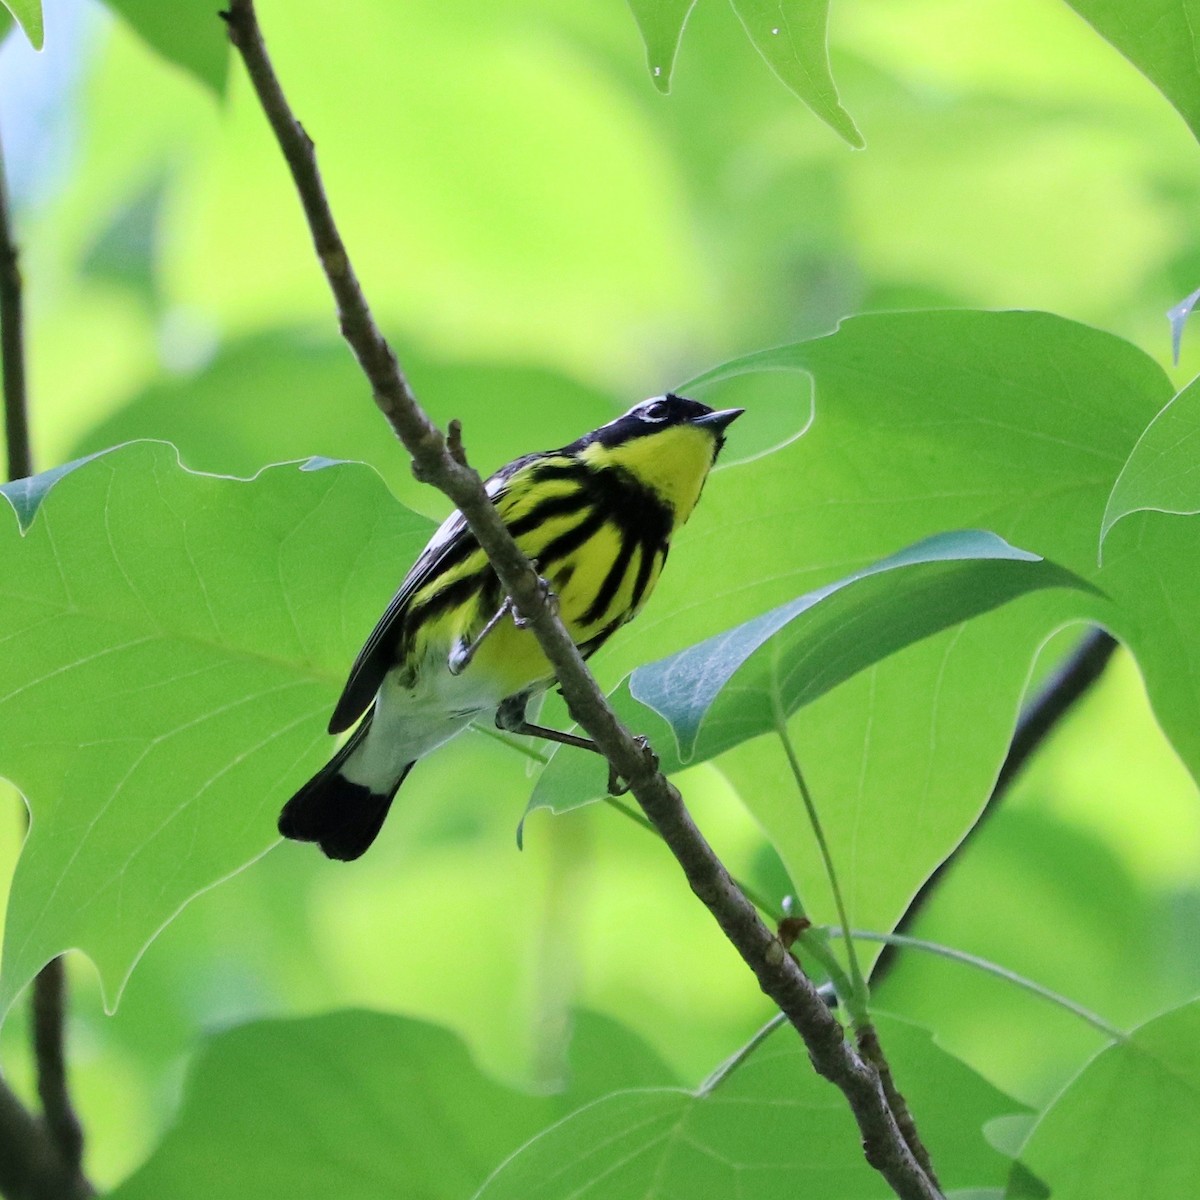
[[536, 311, 1175, 950], [727, 0, 863, 147], [477, 1013, 1023, 1198], [101, 0, 229, 93], [625, 0, 696, 93], [1102, 374, 1200, 542], [1, 0, 40, 47], [108, 1009, 676, 1200], [1010, 1000, 1200, 1198], [67, 330, 622, 523], [1060, 1, 1200, 142], [0, 450, 110, 531], [629, 530, 1094, 762], [528, 529, 1094, 823], [0, 442, 434, 1019]]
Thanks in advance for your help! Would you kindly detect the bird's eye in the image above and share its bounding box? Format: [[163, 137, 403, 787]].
[[643, 400, 670, 421]]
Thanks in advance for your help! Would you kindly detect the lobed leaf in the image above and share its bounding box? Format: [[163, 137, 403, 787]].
[[0, 442, 433, 1019], [108, 1009, 675, 1200], [477, 1013, 1023, 1198], [530, 530, 1095, 812], [537, 310, 1176, 948], [1009, 1000, 1200, 1198]]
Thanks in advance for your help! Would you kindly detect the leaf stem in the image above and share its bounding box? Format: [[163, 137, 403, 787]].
[[775, 719, 868, 1021], [843, 928, 1126, 1043], [699, 1011, 788, 1095]]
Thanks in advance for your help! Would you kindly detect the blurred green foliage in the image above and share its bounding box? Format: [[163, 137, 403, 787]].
[[1, 0, 1200, 1196]]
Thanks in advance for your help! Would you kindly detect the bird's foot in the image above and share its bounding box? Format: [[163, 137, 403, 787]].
[[512, 572, 557, 628], [607, 735, 658, 796]]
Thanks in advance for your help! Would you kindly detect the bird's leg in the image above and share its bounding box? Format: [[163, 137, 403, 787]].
[[448, 597, 515, 676], [496, 692, 596, 751], [496, 695, 658, 796], [453, 569, 559, 676]]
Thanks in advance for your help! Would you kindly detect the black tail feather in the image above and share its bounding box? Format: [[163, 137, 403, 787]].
[[279, 718, 414, 861]]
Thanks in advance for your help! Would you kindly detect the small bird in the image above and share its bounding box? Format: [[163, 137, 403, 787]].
[[279, 394, 743, 860]]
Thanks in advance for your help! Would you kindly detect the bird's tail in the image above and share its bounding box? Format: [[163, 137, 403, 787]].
[[279, 713, 414, 861]]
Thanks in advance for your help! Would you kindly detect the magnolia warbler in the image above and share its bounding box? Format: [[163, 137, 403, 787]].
[[280, 394, 743, 859]]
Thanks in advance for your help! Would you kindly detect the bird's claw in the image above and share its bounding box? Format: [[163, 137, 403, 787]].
[[607, 735, 657, 796], [513, 573, 557, 628]]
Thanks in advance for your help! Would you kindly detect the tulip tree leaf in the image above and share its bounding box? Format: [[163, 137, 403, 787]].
[[102, 0, 229, 94], [0, 442, 433, 1020], [1010, 1000, 1200, 1199], [530, 530, 1095, 819], [533, 310, 1177, 949], [630, 530, 1093, 762], [109, 1009, 675, 1200], [477, 1013, 1024, 1199]]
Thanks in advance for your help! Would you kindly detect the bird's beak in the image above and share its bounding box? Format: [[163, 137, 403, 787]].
[[692, 407, 745, 432]]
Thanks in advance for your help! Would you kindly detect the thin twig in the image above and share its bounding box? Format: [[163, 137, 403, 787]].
[[222, 5, 941, 1196], [0, 135, 29, 480], [698, 1011, 789, 1095], [871, 627, 1117, 987], [0, 129, 92, 1200], [775, 718, 867, 1017]]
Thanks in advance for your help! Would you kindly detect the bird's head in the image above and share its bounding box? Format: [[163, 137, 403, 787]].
[[569, 394, 743, 524]]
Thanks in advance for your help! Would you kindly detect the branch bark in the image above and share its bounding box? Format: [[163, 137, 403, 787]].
[[0, 130, 92, 1200], [222, 5, 941, 1196]]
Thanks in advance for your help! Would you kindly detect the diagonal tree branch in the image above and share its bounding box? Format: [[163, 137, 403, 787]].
[[0, 128, 92, 1200], [221, 5, 940, 1196]]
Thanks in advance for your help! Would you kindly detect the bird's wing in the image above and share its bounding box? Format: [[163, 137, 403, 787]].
[[326, 458, 534, 734]]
